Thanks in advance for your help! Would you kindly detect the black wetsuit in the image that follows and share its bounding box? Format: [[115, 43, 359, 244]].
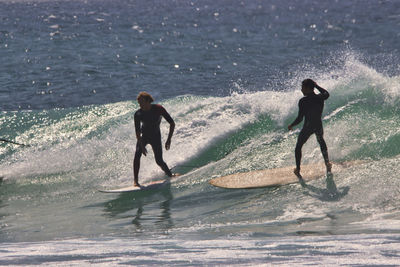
[[134, 104, 174, 179], [290, 87, 330, 170]]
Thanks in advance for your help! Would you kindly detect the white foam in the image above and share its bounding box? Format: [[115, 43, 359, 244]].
[[1, 234, 399, 266]]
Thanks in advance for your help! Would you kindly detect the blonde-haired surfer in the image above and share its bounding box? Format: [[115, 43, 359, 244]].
[[133, 92, 175, 187]]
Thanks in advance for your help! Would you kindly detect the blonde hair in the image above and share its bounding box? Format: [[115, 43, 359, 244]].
[[137, 91, 154, 103]]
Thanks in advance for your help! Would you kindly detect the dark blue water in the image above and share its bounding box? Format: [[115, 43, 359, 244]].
[[1, 0, 400, 265], [1, 0, 399, 110]]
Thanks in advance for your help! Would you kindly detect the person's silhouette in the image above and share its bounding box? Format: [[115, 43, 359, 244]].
[[288, 79, 332, 178]]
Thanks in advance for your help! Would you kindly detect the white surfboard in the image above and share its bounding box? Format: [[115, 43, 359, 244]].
[[99, 180, 169, 193], [99, 174, 180, 193], [209, 161, 364, 189]]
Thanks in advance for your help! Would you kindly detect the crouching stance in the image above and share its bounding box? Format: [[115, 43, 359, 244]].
[[133, 92, 175, 187], [288, 79, 332, 178]]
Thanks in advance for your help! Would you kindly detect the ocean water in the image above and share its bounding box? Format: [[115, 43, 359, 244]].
[[1, 0, 400, 265]]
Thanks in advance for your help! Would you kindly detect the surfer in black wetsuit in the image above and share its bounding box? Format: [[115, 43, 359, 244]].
[[133, 92, 175, 187], [288, 79, 332, 178]]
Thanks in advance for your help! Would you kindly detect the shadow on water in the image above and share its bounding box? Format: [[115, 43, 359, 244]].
[[102, 183, 174, 231], [300, 173, 350, 202]]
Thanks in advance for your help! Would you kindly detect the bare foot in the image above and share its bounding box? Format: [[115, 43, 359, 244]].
[[294, 168, 306, 186], [134, 182, 141, 187], [293, 168, 301, 177]]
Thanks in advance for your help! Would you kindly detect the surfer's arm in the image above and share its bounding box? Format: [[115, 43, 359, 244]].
[[288, 101, 304, 130], [315, 83, 329, 100], [165, 121, 175, 150], [160, 107, 175, 150]]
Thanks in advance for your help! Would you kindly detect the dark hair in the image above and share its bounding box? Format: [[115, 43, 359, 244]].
[[137, 91, 154, 103], [302, 79, 315, 89]]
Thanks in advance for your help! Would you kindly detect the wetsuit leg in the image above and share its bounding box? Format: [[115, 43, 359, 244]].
[[149, 135, 172, 177], [315, 128, 329, 165], [295, 128, 314, 170], [133, 139, 148, 184]]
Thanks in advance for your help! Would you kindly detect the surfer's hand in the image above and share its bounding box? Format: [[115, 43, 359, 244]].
[[138, 138, 147, 156], [288, 124, 293, 131], [165, 138, 171, 150]]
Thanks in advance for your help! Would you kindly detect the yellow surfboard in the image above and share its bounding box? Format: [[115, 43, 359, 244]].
[[209, 161, 363, 189]]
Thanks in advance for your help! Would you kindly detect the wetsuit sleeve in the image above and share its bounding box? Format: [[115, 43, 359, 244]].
[[159, 105, 174, 124], [316, 86, 329, 100], [134, 111, 141, 135], [290, 100, 304, 127]]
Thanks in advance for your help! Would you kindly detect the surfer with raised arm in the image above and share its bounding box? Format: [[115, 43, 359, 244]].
[[288, 79, 332, 178], [133, 92, 175, 187]]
